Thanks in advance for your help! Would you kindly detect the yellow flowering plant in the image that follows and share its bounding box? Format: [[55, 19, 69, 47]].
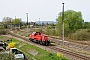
[[57, 52, 64, 58], [7, 42, 15, 49]]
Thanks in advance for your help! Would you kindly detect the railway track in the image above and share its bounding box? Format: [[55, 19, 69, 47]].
[[49, 36, 90, 45], [47, 46, 90, 60], [6, 30, 90, 60], [49, 36, 90, 53]]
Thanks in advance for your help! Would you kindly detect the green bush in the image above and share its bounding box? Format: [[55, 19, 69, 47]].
[[45, 27, 51, 35], [0, 26, 6, 35], [69, 29, 90, 41]]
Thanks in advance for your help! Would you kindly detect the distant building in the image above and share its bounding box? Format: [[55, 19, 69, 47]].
[[35, 21, 56, 25]]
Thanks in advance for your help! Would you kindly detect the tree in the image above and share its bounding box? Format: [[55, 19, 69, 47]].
[[56, 10, 84, 36], [2, 17, 12, 24], [12, 18, 21, 25], [0, 26, 6, 34], [83, 22, 90, 29]]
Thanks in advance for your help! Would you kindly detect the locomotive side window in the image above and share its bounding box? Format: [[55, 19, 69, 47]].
[[34, 33, 37, 36], [32, 32, 36, 35]]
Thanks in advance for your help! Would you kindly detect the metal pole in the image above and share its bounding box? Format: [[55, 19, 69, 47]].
[[35, 19, 36, 27], [19, 18, 21, 29], [26, 13, 28, 33], [15, 16, 16, 29], [62, 3, 64, 44], [39, 18, 40, 26]]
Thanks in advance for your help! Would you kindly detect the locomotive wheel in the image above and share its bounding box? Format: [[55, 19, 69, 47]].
[[29, 38, 33, 41], [37, 41, 40, 44], [29, 38, 31, 41], [46, 42, 48, 46], [31, 39, 34, 42], [29, 38, 30, 40], [40, 40, 43, 45], [46, 41, 50, 46]]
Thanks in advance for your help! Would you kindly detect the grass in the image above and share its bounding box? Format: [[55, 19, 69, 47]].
[[0, 53, 14, 60], [0, 35, 69, 60], [0, 36, 4, 39]]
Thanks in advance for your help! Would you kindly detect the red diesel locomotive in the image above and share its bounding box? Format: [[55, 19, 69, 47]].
[[29, 32, 50, 45]]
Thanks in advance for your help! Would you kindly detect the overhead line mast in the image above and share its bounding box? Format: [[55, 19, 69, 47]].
[[62, 3, 65, 44]]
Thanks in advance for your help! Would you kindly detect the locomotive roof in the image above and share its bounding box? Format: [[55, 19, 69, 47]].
[[32, 32, 36, 34], [32, 32, 41, 34]]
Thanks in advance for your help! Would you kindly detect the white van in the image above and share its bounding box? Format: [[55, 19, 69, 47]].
[[14, 54, 24, 60]]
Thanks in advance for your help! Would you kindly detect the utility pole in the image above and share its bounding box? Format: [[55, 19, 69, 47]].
[[19, 18, 21, 29], [15, 16, 16, 29], [35, 19, 36, 27], [39, 18, 40, 26], [26, 13, 28, 33], [62, 3, 65, 44]]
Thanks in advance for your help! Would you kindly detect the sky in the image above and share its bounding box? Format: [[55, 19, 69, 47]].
[[0, 0, 90, 22]]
